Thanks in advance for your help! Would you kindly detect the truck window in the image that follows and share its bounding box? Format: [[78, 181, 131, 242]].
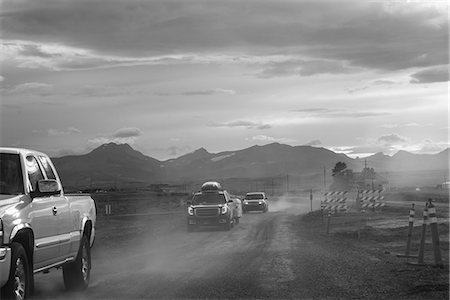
[[0, 153, 25, 195], [246, 193, 264, 200], [26, 155, 45, 192], [192, 193, 227, 205], [38, 155, 56, 179]]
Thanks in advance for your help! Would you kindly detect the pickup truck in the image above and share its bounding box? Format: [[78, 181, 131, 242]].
[[186, 181, 235, 231], [0, 148, 96, 299], [242, 192, 269, 213]]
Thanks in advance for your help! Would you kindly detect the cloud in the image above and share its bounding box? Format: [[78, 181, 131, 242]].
[[378, 123, 429, 129], [247, 135, 295, 144], [257, 58, 356, 78], [1, 1, 447, 74], [210, 120, 271, 130], [292, 108, 390, 118], [347, 78, 399, 93], [377, 133, 408, 145], [156, 88, 236, 96], [410, 65, 449, 83], [87, 127, 143, 149], [304, 140, 322, 146], [415, 139, 448, 154], [372, 79, 396, 85], [3, 82, 53, 95], [48, 127, 81, 136], [167, 145, 192, 157], [112, 127, 142, 138]]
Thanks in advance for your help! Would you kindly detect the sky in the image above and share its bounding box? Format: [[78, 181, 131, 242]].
[[0, 0, 448, 161]]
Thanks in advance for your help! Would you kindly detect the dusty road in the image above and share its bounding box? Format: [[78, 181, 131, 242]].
[[30, 206, 448, 299]]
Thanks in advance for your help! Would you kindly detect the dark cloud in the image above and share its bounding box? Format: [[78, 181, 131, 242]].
[[112, 127, 142, 138], [2, 0, 447, 72], [377, 133, 408, 145], [410, 65, 449, 84], [19, 44, 60, 58]]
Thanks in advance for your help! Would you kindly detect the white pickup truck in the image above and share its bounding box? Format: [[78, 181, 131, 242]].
[[0, 148, 96, 300]]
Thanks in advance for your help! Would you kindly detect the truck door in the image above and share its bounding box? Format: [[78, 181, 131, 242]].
[[25, 155, 60, 270], [37, 155, 75, 260]]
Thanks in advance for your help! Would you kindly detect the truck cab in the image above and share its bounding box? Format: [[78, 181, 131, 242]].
[[0, 148, 96, 299], [186, 182, 234, 231]]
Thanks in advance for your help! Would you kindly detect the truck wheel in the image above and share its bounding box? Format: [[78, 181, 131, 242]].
[[1, 242, 31, 300], [63, 235, 91, 291], [224, 221, 232, 231]]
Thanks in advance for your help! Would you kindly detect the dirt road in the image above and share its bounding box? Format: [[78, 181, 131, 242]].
[[31, 206, 448, 299]]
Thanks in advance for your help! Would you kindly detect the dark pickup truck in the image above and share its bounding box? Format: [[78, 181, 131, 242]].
[[186, 182, 235, 231]]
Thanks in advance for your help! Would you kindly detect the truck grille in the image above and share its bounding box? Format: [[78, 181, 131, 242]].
[[195, 207, 220, 217]]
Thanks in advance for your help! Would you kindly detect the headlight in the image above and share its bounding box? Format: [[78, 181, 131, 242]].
[[221, 206, 228, 214], [188, 207, 194, 216], [243, 201, 248, 205], [0, 219, 3, 245], [259, 201, 263, 204]]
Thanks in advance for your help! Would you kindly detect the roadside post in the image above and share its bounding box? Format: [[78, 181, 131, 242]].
[[310, 189, 313, 212], [427, 199, 443, 268], [396, 203, 417, 259], [326, 211, 331, 234], [105, 199, 112, 216], [412, 202, 428, 265]]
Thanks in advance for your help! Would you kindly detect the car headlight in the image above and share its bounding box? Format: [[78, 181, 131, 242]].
[[259, 201, 263, 204], [188, 207, 194, 216], [0, 219, 3, 245], [243, 201, 248, 205], [221, 206, 228, 214]]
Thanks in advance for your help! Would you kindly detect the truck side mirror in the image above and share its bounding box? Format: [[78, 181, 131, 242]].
[[30, 179, 60, 198]]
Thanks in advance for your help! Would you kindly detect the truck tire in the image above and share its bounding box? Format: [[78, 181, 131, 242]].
[[1, 242, 31, 300], [63, 235, 91, 291], [224, 220, 232, 231]]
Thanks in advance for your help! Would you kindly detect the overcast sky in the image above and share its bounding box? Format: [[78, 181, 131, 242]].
[[1, 0, 448, 160]]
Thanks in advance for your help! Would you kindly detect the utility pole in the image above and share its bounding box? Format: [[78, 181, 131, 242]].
[[286, 174, 289, 195]]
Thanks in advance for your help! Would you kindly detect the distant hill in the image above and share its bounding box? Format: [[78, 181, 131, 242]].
[[52, 142, 449, 191], [52, 143, 163, 190]]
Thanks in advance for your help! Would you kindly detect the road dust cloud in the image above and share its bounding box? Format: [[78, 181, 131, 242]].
[[269, 193, 320, 215]]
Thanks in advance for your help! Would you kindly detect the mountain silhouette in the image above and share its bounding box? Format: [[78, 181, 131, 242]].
[[52, 142, 449, 191]]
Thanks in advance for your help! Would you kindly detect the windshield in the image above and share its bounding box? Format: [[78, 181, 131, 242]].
[[0, 153, 25, 195], [192, 192, 226, 205], [245, 193, 264, 200]]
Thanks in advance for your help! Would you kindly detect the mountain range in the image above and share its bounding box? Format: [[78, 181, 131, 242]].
[[52, 142, 449, 191]]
